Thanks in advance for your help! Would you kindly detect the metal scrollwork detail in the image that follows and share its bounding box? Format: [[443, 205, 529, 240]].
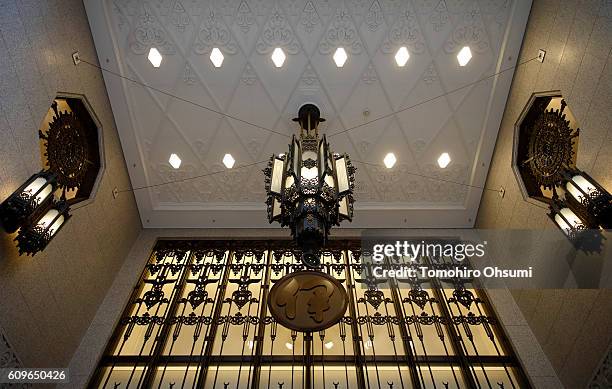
[[40, 109, 89, 191], [527, 100, 578, 189]]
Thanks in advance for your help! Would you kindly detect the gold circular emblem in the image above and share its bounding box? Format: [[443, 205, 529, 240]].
[[268, 271, 348, 332]]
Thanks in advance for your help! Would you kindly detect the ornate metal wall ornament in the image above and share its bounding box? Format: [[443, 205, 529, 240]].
[[264, 104, 355, 267], [268, 271, 348, 332], [526, 100, 577, 190], [513, 94, 610, 243], [2, 96, 101, 255], [39, 98, 102, 204], [42, 110, 88, 191]]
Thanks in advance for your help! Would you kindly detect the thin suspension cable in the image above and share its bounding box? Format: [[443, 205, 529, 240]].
[[118, 159, 270, 193], [351, 159, 551, 210], [351, 159, 502, 194], [115, 158, 551, 212], [78, 58, 291, 138], [110, 158, 548, 211], [79, 55, 538, 140], [328, 57, 539, 137], [86, 52, 548, 209]]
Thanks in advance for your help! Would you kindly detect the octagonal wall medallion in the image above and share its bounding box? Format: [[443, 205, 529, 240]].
[[38, 93, 105, 207], [512, 92, 580, 204]]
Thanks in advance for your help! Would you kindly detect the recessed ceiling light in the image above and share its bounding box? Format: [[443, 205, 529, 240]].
[[223, 153, 235, 168], [271, 47, 286, 68], [148, 47, 162, 68], [324, 341, 334, 350], [395, 46, 410, 67], [333, 47, 348, 67], [383, 153, 397, 169], [210, 47, 224, 68], [168, 153, 182, 169], [457, 46, 472, 66], [437, 152, 451, 168]]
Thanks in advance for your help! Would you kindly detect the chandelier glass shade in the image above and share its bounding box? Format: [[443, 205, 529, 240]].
[[264, 104, 355, 267]]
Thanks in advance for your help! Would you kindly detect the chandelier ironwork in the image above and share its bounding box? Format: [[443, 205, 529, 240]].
[[264, 104, 355, 268]]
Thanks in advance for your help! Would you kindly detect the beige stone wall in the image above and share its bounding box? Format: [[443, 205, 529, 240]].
[[0, 0, 141, 368], [475, 0, 612, 387]]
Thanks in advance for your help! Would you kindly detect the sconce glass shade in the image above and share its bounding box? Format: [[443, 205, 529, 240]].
[[548, 198, 588, 240], [566, 175, 597, 202], [15, 200, 71, 255], [0, 171, 56, 233], [553, 207, 584, 236], [562, 169, 611, 229]]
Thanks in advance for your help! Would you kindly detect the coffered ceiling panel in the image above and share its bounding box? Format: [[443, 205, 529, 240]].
[[84, 0, 531, 228]]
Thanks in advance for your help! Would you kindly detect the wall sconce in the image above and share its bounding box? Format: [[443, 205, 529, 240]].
[[15, 200, 71, 255], [548, 198, 588, 239], [562, 169, 611, 229], [0, 170, 57, 233]]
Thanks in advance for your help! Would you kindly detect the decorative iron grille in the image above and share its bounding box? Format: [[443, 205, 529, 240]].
[[91, 240, 529, 389]]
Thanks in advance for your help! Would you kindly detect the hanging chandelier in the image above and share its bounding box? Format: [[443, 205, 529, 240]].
[[264, 104, 356, 268]]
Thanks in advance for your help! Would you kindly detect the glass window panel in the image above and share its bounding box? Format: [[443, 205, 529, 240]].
[[259, 365, 304, 389], [96, 366, 146, 388], [151, 366, 198, 388], [93, 240, 528, 388], [418, 365, 465, 388], [204, 365, 253, 389], [311, 366, 359, 389], [365, 365, 411, 389]]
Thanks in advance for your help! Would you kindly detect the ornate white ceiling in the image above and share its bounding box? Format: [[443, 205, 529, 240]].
[[85, 0, 531, 228]]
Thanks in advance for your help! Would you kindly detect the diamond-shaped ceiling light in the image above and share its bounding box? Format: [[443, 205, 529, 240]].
[[437, 152, 451, 168], [168, 153, 182, 169], [333, 47, 348, 67], [383, 153, 397, 169], [148, 47, 162, 68], [271, 47, 286, 68], [395, 47, 410, 67], [223, 153, 235, 169], [457, 46, 472, 66], [210, 47, 224, 68]]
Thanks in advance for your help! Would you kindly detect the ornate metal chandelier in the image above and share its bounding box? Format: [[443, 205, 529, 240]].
[[264, 104, 355, 268]]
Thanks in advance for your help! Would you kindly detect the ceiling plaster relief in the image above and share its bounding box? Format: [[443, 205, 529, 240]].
[[95, 0, 526, 227]]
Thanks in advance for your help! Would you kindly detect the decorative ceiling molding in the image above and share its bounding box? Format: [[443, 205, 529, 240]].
[[0, 325, 25, 374], [84, 0, 532, 228]]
